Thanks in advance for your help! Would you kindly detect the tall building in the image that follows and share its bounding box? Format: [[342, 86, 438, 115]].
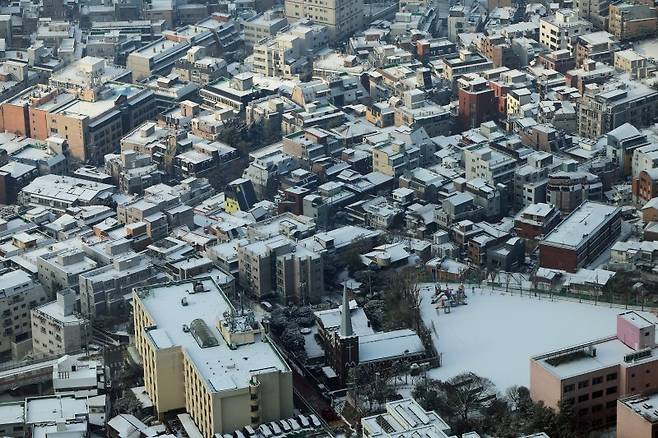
[[132, 278, 293, 437], [609, 3, 657, 41], [575, 0, 609, 28], [284, 0, 363, 41], [539, 9, 592, 52], [252, 23, 329, 79], [578, 80, 658, 139], [0, 270, 49, 361]]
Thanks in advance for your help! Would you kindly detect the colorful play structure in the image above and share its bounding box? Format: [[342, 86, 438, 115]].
[[431, 283, 467, 313]]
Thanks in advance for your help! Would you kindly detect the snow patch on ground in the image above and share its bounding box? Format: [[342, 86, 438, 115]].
[[419, 283, 656, 390]]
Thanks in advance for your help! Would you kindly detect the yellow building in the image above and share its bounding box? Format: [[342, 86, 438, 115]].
[[133, 278, 293, 437]]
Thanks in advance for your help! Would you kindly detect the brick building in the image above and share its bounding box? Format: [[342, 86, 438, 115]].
[[539, 201, 621, 272], [514, 203, 561, 240]]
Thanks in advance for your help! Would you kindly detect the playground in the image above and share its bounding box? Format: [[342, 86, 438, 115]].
[[419, 283, 658, 390]]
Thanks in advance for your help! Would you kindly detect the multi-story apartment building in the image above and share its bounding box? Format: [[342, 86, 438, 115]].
[[609, 3, 657, 41], [238, 235, 324, 304], [393, 90, 452, 137], [372, 140, 421, 178], [539, 201, 621, 272], [0, 270, 49, 361], [443, 50, 494, 83], [31, 289, 89, 357], [457, 74, 497, 130], [252, 22, 329, 79], [614, 49, 649, 79], [513, 151, 561, 208], [37, 249, 98, 295], [79, 254, 157, 318], [172, 46, 227, 86], [2, 84, 157, 163], [546, 171, 603, 213], [531, 312, 658, 430], [242, 12, 288, 47], [132, 278, 293, 437], [464, 143, 517, 187], [575, 31, 620, 66], [127, 38, 191, 81], [200, 73, 273, 113], [284, 0, 362, 41], [578, 80, 658, 139], [633, 143, 658, 179], [514, 202, 561, 240], [575, 0, 609, 28], [539, 9, 592, 52], [606, 123, 650, 177]]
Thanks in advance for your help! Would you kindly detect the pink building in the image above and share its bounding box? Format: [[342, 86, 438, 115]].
[[530, 312, 658, 430]]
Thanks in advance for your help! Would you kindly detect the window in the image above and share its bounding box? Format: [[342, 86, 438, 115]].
[[578, 380, 589, 389], [607, 386, 617, 395], [606, 401, 616, 409], [564, 384, 575, 393], [578, 394, 589, 402], [606, 372, 617, 381], [592, 390, 603, 399], [592, 376, 603, 385]]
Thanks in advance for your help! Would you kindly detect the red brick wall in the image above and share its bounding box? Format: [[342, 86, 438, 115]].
[[539, 244, 578, 272]]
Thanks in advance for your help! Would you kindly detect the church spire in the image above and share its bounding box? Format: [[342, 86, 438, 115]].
[[340, 284, 353, 337]]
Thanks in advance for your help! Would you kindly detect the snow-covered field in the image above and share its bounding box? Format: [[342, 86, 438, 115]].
[[419, 284, 657, 391]]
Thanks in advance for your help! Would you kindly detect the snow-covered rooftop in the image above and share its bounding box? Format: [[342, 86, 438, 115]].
[[136, 278, 289, 393]]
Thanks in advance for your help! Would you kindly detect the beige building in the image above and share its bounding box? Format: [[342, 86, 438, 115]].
[[133, 278, 293, 437], [539, 9, 592, 52], [609, 3, 657, 41], [252, 23, 329, 79], [242, 12, 288, 47], [284, 0, 362, 41], [617, 392, 658, 438], [372, 140, 420, 178], [31, 289, 89, 358], [614, 49, 649, 79]]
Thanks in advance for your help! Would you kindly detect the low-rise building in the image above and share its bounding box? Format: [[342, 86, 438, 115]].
[[539, 201, 621, 272]]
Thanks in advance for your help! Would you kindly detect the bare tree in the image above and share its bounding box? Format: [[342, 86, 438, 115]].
[[446, 372, 498, 423]]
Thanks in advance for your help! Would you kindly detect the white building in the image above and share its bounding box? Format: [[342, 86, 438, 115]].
[[539, 9, 592, 52], [284, 0, 362, 41], [252, 22, 329, 79], [31, 290, 89, 358], [0, 270, 49, 361]]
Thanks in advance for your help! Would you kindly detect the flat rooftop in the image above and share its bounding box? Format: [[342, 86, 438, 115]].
[[542, 201, 621, 249], [621, 392, 658, 423], [136, 278, 289, 392]]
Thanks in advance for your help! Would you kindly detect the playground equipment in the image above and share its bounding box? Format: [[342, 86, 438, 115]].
[[431, 284, 467, 313]]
